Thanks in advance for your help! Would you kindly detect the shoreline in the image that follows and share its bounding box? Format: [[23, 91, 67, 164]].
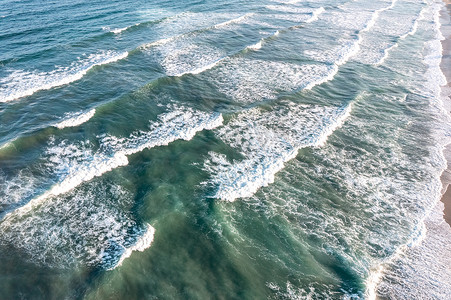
[[440, 0, 451, 228]]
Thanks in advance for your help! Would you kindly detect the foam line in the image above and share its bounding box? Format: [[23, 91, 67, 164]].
[[212, 13, 255, 29], [3, 107, 223, 220], [102, 23, 140, 34], [0, 51, 128, 103], [187, 58, 226, 75], [54, 109, 96, 129], [109, 224, 155, 270], [303, 65, 339, 90], [361, 0, 398, 33], [375, 43, 399, 66], [139, 36, 178, 50], [0, 140, 13, 150]]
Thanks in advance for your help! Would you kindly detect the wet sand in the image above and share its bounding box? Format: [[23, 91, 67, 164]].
[[440, 0, 451, 228]]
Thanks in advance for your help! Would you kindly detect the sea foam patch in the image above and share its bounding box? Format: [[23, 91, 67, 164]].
[[155, 40, 226, 76], [209, 58, 336, 103], [0, 171, 38, 216], [0, 181, 153, 270], [204, 102, 352, 201]]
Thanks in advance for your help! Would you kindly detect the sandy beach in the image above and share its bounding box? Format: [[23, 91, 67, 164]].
[[440, 0, 451, 228]]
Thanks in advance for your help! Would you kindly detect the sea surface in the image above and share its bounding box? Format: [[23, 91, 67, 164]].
[[1, 0, 450, 298]]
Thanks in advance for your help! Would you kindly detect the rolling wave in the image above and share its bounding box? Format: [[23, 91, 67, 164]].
[[2, 107, 223, 221], [0, 51, 128, 103], [204, 101, 354, 201]]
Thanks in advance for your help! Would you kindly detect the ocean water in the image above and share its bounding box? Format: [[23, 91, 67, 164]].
[[1, 0, 450, 298]]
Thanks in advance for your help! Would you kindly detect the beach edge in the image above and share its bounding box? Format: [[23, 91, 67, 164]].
[[440, 0, 451, 228]]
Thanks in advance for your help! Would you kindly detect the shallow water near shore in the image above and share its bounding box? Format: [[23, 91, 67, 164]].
[[1, 0, 451, 298]]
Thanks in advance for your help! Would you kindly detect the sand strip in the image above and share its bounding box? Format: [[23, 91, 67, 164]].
[[440, 0, 451, 228]]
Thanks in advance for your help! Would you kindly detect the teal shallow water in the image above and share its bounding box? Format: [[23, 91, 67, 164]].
[[1, 0, 450, 298]]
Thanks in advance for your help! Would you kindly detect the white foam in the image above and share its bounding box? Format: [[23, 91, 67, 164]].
[[3, 107, 223, 219], [263, 6, 324, 24], [374, 43, 399, 66], [270, 0, 304, 3], [266, 5, 318, 14], [246, 29, 282, 51], [111, 26, 130, 34], [306, 7, 325, 23], [375, 202, 451, 299], [156, 41, 226, 77], [365, 2, 448, 297], [0, 51, 129, 102], [212, 13, 254, 29], [308, 0, 406, 67], [354, 0, 421, 65], [421, 5, 447, 98], [267, 281, 337, 299], [103, 23, 140, 34], [266, 14, 312, 23], [54, 109, 96, 129], [140, 36, 178, 50], [0, 171, 37, 214], [0, 140, 13, 150], [400, 7, 424, 39], [205, 102, 353, 201], [187, 57, 226, 75], [361, 0, 398, 34], [162, 26, 286, 76], [139, 12, 248, 51], [246, 40, 263, 51], [0, 181, 151, 269], [210, 58, 336, 103], [110, 224, 155, 269]]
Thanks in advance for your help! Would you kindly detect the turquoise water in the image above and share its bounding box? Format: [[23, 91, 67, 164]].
[[1, 0, 450, 298]]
